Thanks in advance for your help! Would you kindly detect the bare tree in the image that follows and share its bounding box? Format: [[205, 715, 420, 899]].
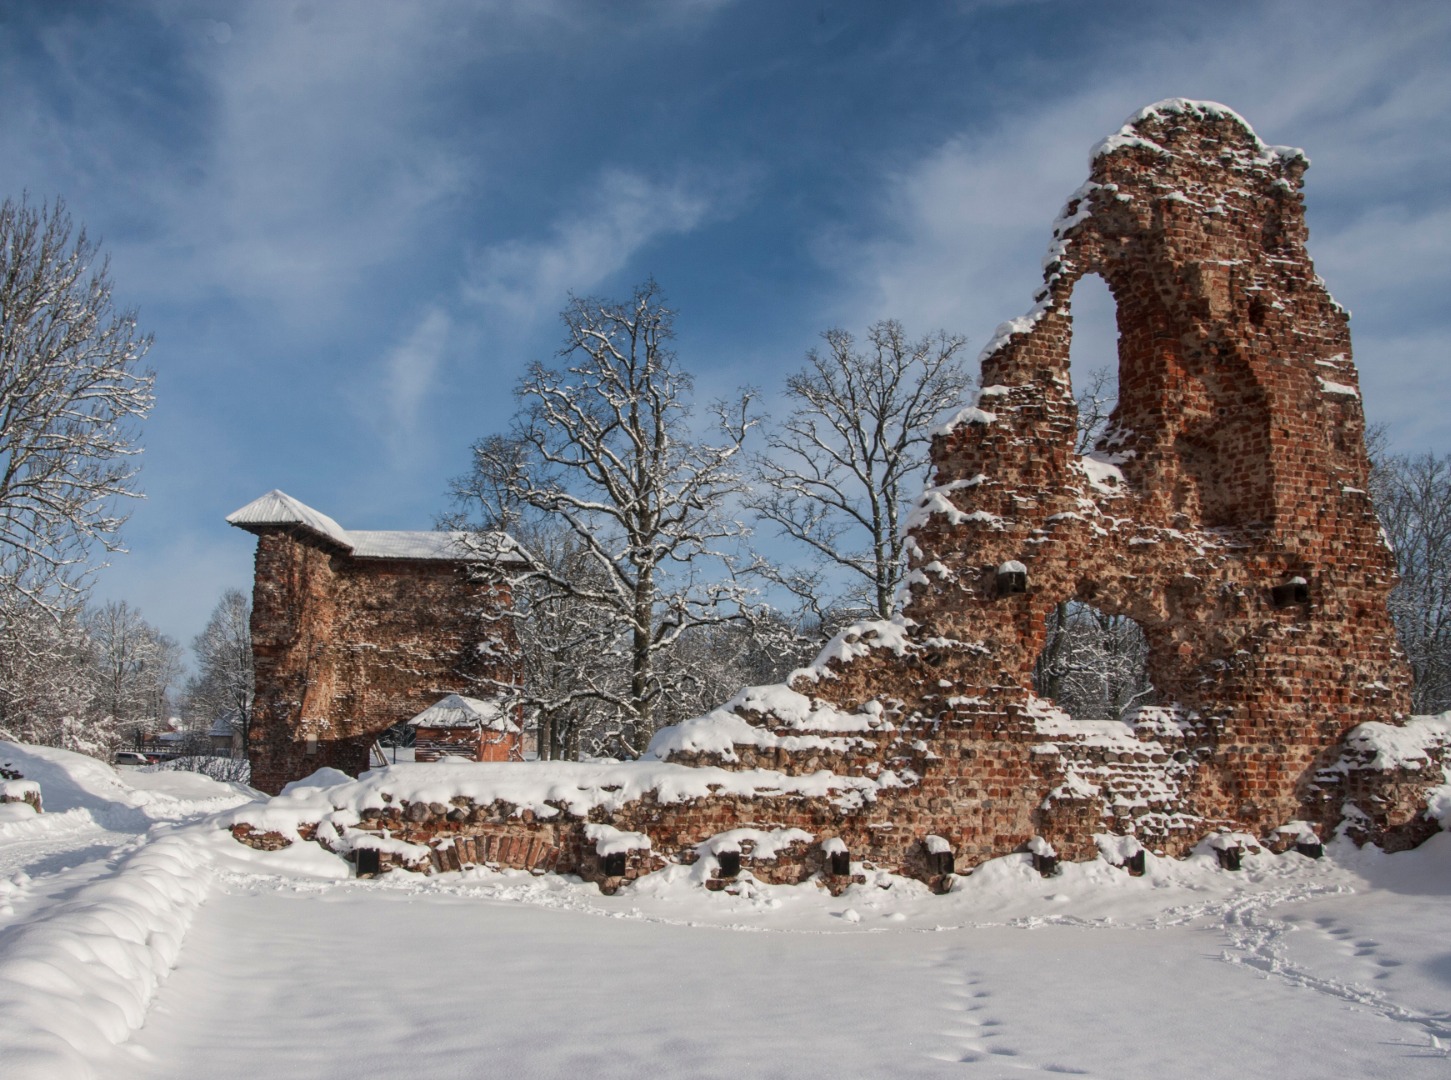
[[86, 600, 182, 746], [663, 611, 820, 723], [0, 196, 155, 611], [1372, 451, 1451, 714], [1033, 602, 1155, 724], [453, 281, 758, 756], [0, 196, 154, 755], [749, 320, 972, 620], [185, 587, 254, 749], [1073, 365, 1118, 454], [0, 599, 95, 750], [488, 516, 625, 760]]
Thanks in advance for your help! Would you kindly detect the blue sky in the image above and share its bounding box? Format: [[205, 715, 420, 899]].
[[2, 0, 1448, 651]]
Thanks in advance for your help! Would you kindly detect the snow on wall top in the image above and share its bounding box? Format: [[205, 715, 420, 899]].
[[408, 693, 519, 732], [226, 489, 522, 564], [224, 758, 901, 838], [1091, 98, 1306, 165]]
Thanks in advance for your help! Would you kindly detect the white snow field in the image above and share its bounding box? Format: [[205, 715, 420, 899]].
[[1, 742, 1448, 1080]]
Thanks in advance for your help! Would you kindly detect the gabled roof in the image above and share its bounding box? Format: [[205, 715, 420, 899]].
[[225, 490, 524, 564], [407, 693, 520, 732]]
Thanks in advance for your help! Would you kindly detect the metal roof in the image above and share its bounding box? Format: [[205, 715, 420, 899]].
[[226, 490, 352, 549], [225, 490, 523, 564]]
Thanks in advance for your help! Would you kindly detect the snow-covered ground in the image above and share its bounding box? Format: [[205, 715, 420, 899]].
[[1, 741, 1447, 1079]]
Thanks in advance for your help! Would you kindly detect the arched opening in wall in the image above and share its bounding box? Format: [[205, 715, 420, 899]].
[[1065, 273, 1120, 454], [1032, 601, 1157, 726]]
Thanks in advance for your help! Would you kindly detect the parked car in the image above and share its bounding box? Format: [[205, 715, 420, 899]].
[[114, 751, 150, 767]]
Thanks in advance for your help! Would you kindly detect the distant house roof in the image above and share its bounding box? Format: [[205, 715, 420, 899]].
[[226, 490, 523, 564], [208, 714, 236, 738], [407, 693, 520, 732]]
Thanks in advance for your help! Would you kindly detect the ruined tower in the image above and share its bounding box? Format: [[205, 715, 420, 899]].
[[228, 491, 523, 794], [882, 99, 1412, 844]]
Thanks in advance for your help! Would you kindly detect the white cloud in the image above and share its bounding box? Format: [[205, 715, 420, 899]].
[[464, 167, 732, 325], [814, 88, 1130, 343], [136, 5, 470, 321], [366, 306, 453, 455]]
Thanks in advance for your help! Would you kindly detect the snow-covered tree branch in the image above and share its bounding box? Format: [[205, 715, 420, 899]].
[[452, 280, 761, 756], [0, 196, 155, 756], [748, 320, 972, 620], [0, 195, 155, 611]]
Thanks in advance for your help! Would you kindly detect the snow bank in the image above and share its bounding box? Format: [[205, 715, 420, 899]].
[[646, 685, 884, 762], [1340, 713, 1451, 828], [0, 742, 253, 830], [1340, 712, 1451, 772], [0, 831, 212, 1080]]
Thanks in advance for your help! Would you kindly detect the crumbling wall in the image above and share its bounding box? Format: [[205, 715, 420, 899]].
[[887, 99, 1411, 845], [233, 100, 1436, 885]]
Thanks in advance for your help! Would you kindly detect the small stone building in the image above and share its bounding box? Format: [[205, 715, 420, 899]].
[[228, 491, 523, 794], [409, 694, 523, 763]]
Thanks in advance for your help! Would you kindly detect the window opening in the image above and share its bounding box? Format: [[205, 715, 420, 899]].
[[1066, 274, 1120, 454], [1032, 601, 1156, 725]]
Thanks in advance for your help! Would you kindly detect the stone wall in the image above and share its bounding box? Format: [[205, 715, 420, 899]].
[[244, 526, 517, 794]]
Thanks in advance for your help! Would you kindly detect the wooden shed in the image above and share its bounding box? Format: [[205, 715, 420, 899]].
[[408, 694, 523, 763]]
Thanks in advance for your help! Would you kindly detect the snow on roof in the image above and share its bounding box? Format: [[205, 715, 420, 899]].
[[408, 694, 520, 732], [226, 489, 523, 564], [226, 490, 352, 549], [349, 531, 472, 561]]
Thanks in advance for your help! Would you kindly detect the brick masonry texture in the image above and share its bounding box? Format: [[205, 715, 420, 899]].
[[238, 524, 519, 795], [235, 102, 1442, 888]]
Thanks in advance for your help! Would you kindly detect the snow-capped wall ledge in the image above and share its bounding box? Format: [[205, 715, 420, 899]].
[[1091, 98, 1307, 166]]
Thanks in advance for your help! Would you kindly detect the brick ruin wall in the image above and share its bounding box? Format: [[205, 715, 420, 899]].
[[247, 528, 517, 794], [235, 101, 1444, 889]]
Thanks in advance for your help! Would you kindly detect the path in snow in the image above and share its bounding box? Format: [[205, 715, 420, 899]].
[[0, 743, 255, 1079]]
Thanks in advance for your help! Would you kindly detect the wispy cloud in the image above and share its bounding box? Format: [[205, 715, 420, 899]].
[[364, 305, 453, 456], [464, 167, 740, 325], [133, 5, 471, 322]]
